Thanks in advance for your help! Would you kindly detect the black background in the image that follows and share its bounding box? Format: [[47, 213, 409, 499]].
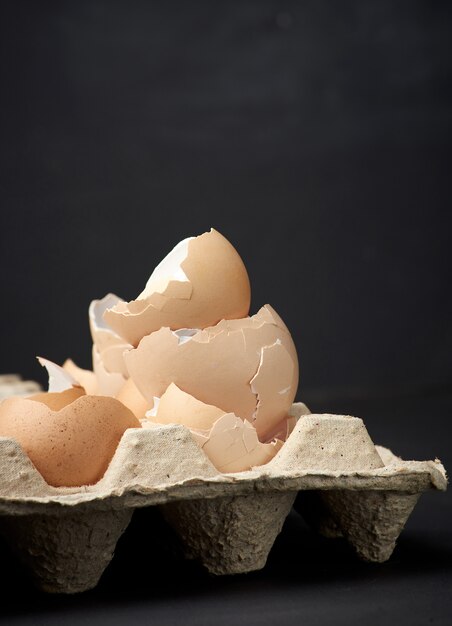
[[0, 1, 451, 624]]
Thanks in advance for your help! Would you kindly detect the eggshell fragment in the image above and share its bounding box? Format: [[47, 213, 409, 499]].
[[89, 294, 124, 351], [115, 378, 150, 419], [192, 414, 283, 473], [93, 346, 126, 397], [0, 395, 140, 487], [37, 357, 82, 393], [249, 341, 295, 430], [104, 229, 251, 346], [126, 305, 298, 441], [63, 359, 98, 395], [89, 294, 132, 377], [149, 385, 282, 473], [152, 383, 225, 430]]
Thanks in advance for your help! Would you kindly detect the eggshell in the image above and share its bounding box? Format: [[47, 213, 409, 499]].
[[93, 346, 126, 397], [0, 395, 140, 487], [103, 229, 251, 346], [37, 357, 82, 393], [152, 382, 225, 430], [115, 377, 150, 419], [149, 384, 282, 473], [192, 414, 283, 473], [89, 294, 126, 350], [89, 294, 132, 377], [63, 359, 98, 395], [125, 305, 298, 441]]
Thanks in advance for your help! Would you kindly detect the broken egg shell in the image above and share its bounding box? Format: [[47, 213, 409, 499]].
[[89, 294, 129, 351], [0, 394, 140, 487], [115, 377, 150, 419], [191, 413, 283, 474], [249, 340, 295, 434], [148, 384, 283, 473], [30, 387, 85, 411], [89, 294, 133, 377], [98, 342, 131, 378], [93, 346, 126, 397], [63, 359, 98, 395], [151, 382, 224, 430], [125, 304, 298, 441], [37, 357, 81, 393], [103, 229, 251, 347]]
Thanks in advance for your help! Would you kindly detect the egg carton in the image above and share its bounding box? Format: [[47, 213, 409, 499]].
[[0, 403, 446, 594]]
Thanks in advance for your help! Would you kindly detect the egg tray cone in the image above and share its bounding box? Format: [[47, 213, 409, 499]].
[[0, 404, 446, 593]]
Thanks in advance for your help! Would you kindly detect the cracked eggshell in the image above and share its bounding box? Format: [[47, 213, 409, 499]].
[[0, 394, 140, 487], [115, 377, 150, 419], [89, 293, 125, 351], [126, 305, 298, 441], [192, 414, 283, 473], [103, 229, 251, 347], [150, 385, 283, 473], [151, 382, 225, 430], [63, 359, 98, 395], [93, 346, 126, 397], [29, 387, 85, 411], [89, 294, 132, 377]]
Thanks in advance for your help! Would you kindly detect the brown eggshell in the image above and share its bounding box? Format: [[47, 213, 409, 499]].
[[249, 341, 296, 435], [63, 359, 98, 395], [148, 385, 283, 473], [125, 305, 299, 441], [94, 342, 130, 378], [30, 387, 85, 410], [89, 293, 126, 351], [103, 229, 251, 346], [152, 383, 225, 430], [89, 294, 132, 376], [93, 346, 126, 397], [190, 413, 283, 473], [0, 395, 140, 487], [115, 377, 150, 419]]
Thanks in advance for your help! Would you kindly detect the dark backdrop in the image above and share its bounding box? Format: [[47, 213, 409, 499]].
[[0, 1, 451, 624], [1, 0, 451, 397]]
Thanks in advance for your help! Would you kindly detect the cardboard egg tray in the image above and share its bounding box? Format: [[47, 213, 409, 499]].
[[0, 403, 446, 594]]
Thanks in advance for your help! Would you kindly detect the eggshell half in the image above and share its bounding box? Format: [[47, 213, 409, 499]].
[[103, 229, 251, 346], [125, 305, 298, 441], [0, 395, 140, 487]]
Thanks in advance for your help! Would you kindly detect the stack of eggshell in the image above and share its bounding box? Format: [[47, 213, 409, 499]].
[[0, 229, 299, 486]]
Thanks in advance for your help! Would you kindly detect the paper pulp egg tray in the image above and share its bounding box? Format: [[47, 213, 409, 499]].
[[0, 403, 446, 594]]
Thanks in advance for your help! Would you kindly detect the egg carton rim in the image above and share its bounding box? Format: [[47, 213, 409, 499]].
[[0, 405, 446, 514], [0, 464, 446, 515]]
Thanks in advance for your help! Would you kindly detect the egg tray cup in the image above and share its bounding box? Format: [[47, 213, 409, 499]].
[[0, 404, 446, 594]]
